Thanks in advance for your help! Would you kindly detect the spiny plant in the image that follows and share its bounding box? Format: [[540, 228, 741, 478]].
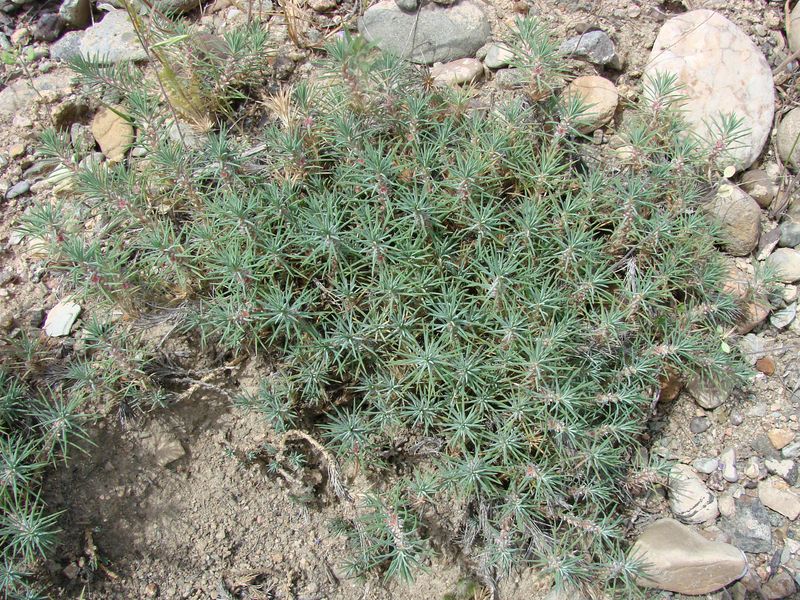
[[21, 17, 751, 597]]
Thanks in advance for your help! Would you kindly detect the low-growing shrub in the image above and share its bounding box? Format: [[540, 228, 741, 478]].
[[21, 18, 750, 597]]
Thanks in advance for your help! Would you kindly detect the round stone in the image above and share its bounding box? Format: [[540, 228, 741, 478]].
[[562, 76, 618, 133]]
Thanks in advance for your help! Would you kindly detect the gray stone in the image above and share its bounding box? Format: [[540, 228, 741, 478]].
[[780, 222, 800, 248], [738, 333, 767, 365], [693, 457, 719, 474], [59, 0, 90, 28], [43, 300, 81, 337], [359, 0, 490, 65], [107, 0, 199, 14], [741, 168, 779, 209], [669, 463, 719, 524], [494, 68, 526, 89], [767, 248, 800, 283], [5, 180, 29, 199], [705, 185, 761, 256], [783, 442, 800, 459], [687, 372, 733, 410], [484, 42, 513, 69], [394, 0, 418, 11], [763, 570, 797, 600], [33, 13, 64, 42], [690, 416, 711, 434], [720, 447, 738, 483], [778, 107, 800, 168], [559, 30, 619, 68], [51, 30, 82, 61], [771, 303, 796, 329], [644, 10, 775, 170], [766, 458, 798, 485], [630, 518, 747, 595], [0, 71, 72, 120], [720, 496, 773, 553], [790, 1, 800, 54], [79, 10, 147, 64]]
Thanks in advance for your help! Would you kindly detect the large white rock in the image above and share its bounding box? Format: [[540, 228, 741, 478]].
[[669, 463, 719, 524], [644, 10, 774, 170], [631, 518, 748, 595]]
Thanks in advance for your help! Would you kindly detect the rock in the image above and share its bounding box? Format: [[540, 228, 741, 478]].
[[59, 0, 90, 28], [359, 0, 490, 65], [778, 108, 800, 168], [693, 457, 719, 474], [690, 416, 711, 434], [769, 429, 796, 451], [790, 1, 800, 53], [494, 68, 527, 89], [763, 570, 797, 600], [718, 493, 736, 518], [308, 0, 337, 11], [0, 71, 72, 121], [720, 496, 773, 553], [758, 478, 800, 520], [430, 58, 484, 86], [145, 430, 185, 467], [771, 303, 796, 329], [740, 169, 779, 209], [562, 76, 618, 133], [484, 42, 513, 69], [91, 106, 133, 163], [736, 299, 770, 335], [780, 222, 800, 248], [394, 0, 418, 11], [738, 333, 767, 365], [783, 442, 800, 459], [33, 13, 64, 42], [705, 185, 761, 256], [669, 463, 719, 524], [766, 248, 800, 283], [720, 447, 738, 483], [644, 10, 774, 170], [108, 0, 198, 13], [5, 180, 29, 200], [630, 518, 747, 595], [744, 457, 765, 481], [686, 372, 733, 410], [766, 459, 798, 486], [755, 356, 776, 375], [51, 30, 82, 61], [659, 370, 682, 402], [43, 300, 81, 337], [79, 10, 148, 63], [559, 30, 620, 68]]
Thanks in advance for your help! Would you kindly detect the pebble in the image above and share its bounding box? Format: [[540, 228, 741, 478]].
[[738, 334, 767, 365], [562, 76, 618, 133], [393, 0, 418, 11], [744, 457, 764, 480], [762, 570, 797, 600], [758, 478, 800, 520], [768, 429, 796, 451], [692, 457, 719, 474], [33, 13, 63, 42], [91, 106, 133, 163], [5, 180, 29, 199], [778, 107, 800, 168], [770, 303, 796, 329], [736, 300, 770, 335], [430, 58, 484, 86], [730, 410, 744, 426], [644, 10, 774, 169], [43, 300, 81, 337], [756, 356, 777, 375], [766, 248, 800, 283], [782, 442, 800, 459], [79, 10, 148, 63], [779, 222, 800, 248], [720, 496, 773, 553], [720, 447, 738, 483], [740, 168, 779, 209], [686, 373, 733, 410], [766, 458, 799, 485], [559, 30, 620, 68], [690, 416, 711, 434], [494, 68, 527, 89], [705, 185, 761, 256], [790, 1, 800, 53], [483, 42, 514, 69], [59, 0, 90, 28], [630, 518, 747, 595], [359, 0, 490, 64], [668, 463, 719, 524]]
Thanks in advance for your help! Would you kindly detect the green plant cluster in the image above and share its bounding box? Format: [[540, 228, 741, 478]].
[[21, 18, 749, 597]]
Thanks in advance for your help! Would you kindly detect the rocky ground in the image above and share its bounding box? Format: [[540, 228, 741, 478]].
[[1, 0, 800, 599]]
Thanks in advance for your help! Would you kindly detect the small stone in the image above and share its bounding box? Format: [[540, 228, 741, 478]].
[[766, 458, 798, 485], [763, 570, 797, 600], [769, 429, 796, 451], [79, 10, 147, 63], [91, 106, 133, 163], [430, 58, 484, 86], [484, 42, 514, 69], [394, 0, 418, 11], [718, 493, 736, 518], [687, 372, 733, 410], [8, 143, 25, 158], [630, 518, 747, 595], [5, 180, 29, 200], [720, 495, 773, 553], [559, 30, 620, 68], [778, 107, 800, 168], [737, 300, 770, 335], [51, 30, 82, 61], [730, 410, 744, 426], [59, 0, 90, 28], [790, 1, 800, 54], [771, 303, 796, 329], [766, 248, 800, 283], [62, 563, 79, 580], [780, 222, 800, 248], [562, 76, 618, 133], [705, 185, 761, 256], [308, 0, 337, 11], [758, 478, 800, 520], [33, 13, 63, 42], [740, 169, 778, 209], [692, 457, 719, 474], [144, 582, 159, 597], [738, 334, 767, 365], [720, 447, 738, 483], [10, 27, 30, 45], [43, 300, 81, 337], [494, 68, 527, 89], [782, 442, 800, 459], [359, 0, 490, 65], [669, 463, 719, 524], [755, 356, 776, 376], [690, 416, 711, 434], [644, 10, 774, 170], [147, 431, 185, 467], [744, 457, 764, 480]]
